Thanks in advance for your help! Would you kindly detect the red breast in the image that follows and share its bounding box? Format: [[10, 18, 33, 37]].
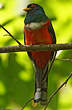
[[24, 20, 53, 68]]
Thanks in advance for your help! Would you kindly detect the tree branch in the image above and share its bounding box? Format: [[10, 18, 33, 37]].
[[21, 98, 34, 110], [0, 43, 72, 53], [0, 24, 22, 46], [20, 72, 72, 110], [44, 72, 72, 110]]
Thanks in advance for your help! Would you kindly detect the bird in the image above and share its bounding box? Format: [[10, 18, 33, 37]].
[[23, 3, 56, 105]]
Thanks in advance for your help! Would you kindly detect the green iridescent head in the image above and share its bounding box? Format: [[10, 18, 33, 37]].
[[24, 3, 48, 24]]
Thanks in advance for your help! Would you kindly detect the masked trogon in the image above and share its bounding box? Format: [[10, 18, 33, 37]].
[[23, 3, 56, 105]]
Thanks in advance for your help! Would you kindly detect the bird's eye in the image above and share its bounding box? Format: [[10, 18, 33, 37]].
[[31, 4, 36, 7]]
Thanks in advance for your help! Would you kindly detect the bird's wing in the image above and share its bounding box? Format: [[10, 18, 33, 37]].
[[48, 21, 56, 72]]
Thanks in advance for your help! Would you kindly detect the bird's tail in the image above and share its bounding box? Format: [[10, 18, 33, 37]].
[[41, 66, 48, 105], [34, 65, 48, 105]]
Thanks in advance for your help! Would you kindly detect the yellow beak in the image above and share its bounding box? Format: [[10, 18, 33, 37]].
[[23, 8, 32, 11]]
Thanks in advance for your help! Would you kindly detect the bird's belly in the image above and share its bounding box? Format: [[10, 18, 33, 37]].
[[24, 27, 52, 68], [31, 51, 51, 68]]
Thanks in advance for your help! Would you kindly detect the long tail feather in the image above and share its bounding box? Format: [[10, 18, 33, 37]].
[[41, 66, 48, 105], [34, 67, 42, 103], [34, 64, 48, 105]]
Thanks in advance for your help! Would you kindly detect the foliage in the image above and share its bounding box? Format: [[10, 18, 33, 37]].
[[0, 0, 72, 110]]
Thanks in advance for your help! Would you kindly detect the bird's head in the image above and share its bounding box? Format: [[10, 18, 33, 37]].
[[23, 3, 48, 24]]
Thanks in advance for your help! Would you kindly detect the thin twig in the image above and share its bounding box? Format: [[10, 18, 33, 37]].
[[56, 58, 72, 62], [44, 72, 72, 110], [0, 24, 22, 46], [21, 97, 34, 110]]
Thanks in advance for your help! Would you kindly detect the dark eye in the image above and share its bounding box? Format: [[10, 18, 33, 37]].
[[31, 4, 36, 8]]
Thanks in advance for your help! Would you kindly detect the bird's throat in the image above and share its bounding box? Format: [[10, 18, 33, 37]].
[[24, 22, 45, 30], [24, 20, 50, 30]]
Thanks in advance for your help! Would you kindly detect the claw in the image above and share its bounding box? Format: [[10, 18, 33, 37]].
[[32, 100, 38, 107]]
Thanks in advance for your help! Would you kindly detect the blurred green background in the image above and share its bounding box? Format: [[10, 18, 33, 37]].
[[0, 0, 72, 110]]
